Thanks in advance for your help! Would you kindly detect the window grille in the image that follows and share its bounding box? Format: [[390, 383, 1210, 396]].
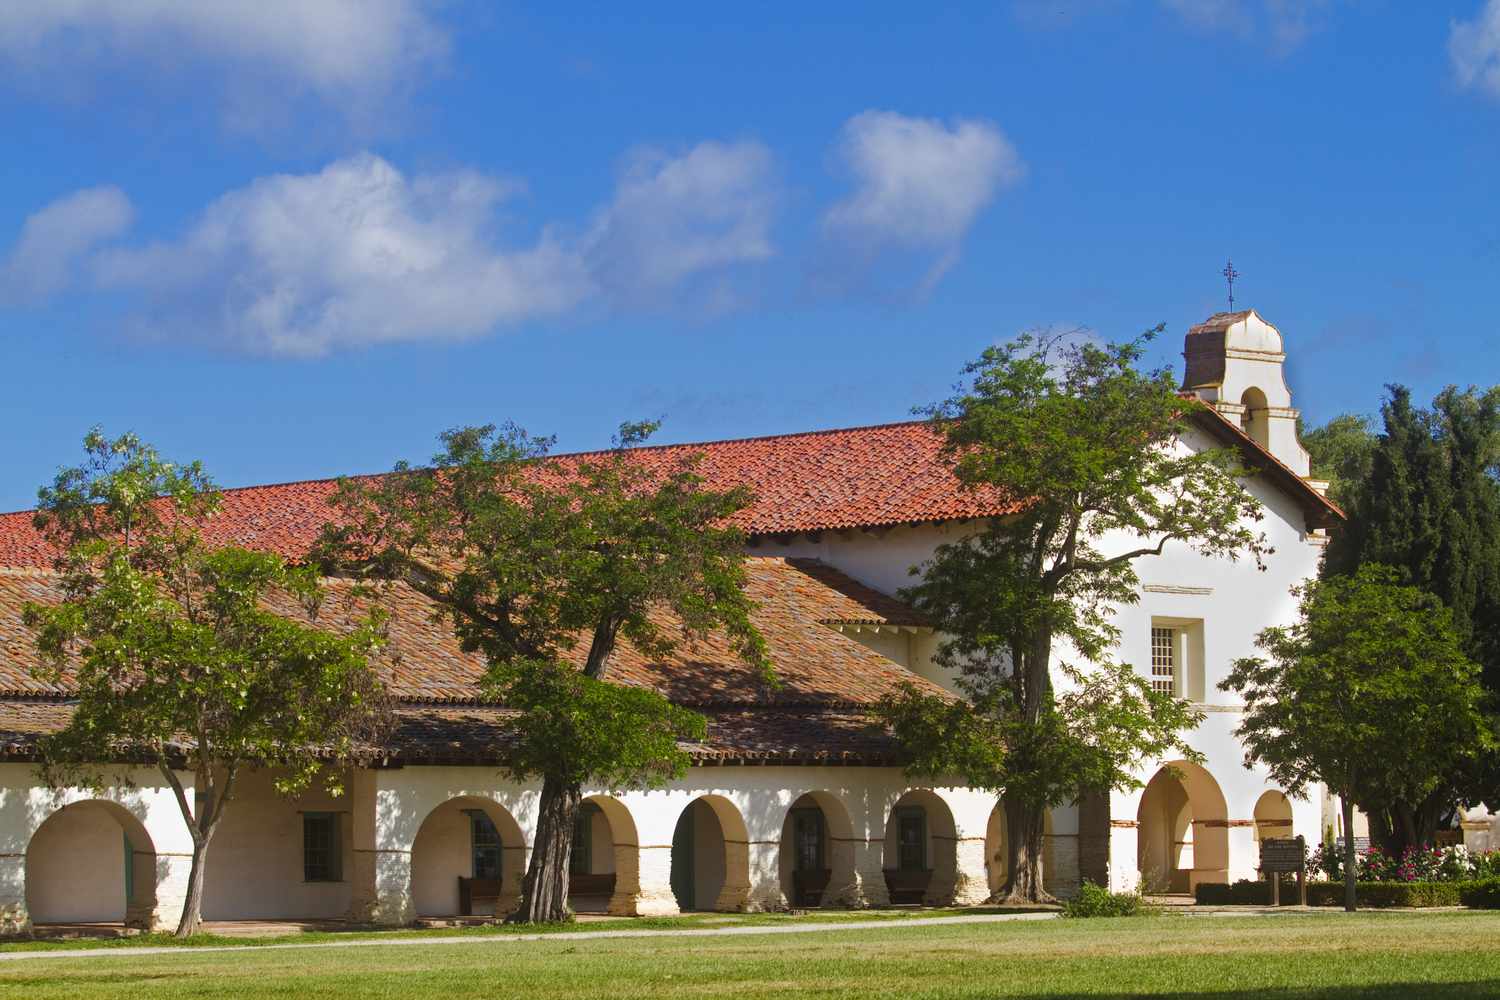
[[791, 808, 825, 872], [570, 803, 597, 875], [303, 813, 341, 882], [469, 810, 502, 881], [1151, 626, 1177, 695], [896, 808, 927, 872]]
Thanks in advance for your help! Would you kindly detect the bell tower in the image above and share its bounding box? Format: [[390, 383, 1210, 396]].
[[1181, 309, 1313, 479]]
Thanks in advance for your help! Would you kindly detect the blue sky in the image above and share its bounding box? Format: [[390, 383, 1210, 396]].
[[2, 1, 1498, 511]]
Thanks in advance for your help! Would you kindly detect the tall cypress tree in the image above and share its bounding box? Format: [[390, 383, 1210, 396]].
[[1324, 384, 1500, 848]]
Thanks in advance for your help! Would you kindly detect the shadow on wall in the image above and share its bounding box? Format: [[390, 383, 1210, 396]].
[[5, 782, 161, 929]]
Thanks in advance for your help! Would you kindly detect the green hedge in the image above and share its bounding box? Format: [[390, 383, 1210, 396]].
[[1196, 877, 1500, 908], [1193, 878, 1302, 906], [1460, 878, 1500, 909], [1306, 882, 1461, 908]]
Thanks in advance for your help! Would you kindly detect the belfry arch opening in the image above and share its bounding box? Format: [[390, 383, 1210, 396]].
[[1240, 386, 1270, 449]]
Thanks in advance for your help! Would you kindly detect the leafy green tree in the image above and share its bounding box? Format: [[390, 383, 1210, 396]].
[[1324, 385, 1500, 848], [318, 421, 770, 923], [880, 330, 1267, 902], [1222, 565, 1492, 911], [1300, 413, 1376, 511], [22, 431, 389, 937]]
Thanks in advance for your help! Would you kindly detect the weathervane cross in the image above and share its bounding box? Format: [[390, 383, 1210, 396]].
[[1223, 259, 1240, 311]]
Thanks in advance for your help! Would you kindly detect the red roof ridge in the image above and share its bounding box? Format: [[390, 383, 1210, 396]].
[[544, 417, 933, 461], [1, 419, 938, 520]]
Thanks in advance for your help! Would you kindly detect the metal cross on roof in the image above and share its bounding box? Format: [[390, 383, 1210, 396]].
[[1222, 259, 1240, 311]]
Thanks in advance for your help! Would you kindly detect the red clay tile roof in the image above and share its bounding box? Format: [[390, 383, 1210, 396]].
[[0, 421, 1019, 570], [0, 556, 936, 765], [0, 414, 1340, 569], [0, 557, 940, 708], [0, 699, 905, 766]]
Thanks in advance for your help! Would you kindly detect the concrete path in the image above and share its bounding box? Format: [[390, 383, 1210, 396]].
[[0, 912, 1059, 964]]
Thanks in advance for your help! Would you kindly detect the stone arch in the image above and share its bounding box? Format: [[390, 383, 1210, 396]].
[[1240, 386, 1270, 449], [574, 794, 642, 915], [778, 791, 856, 908], [1137, 761, 1229, 894], [670, 795, 751, 912], [409, 796, 526, 918], [881, 789, 960, 906], [25, 800, 157, 928], [1253, 791, 1294, 844]]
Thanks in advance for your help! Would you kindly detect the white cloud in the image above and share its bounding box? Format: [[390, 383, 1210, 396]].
[[0, 186, 133, 304], [1160, 0, 1335, 52], [1452, 0, 1500, 100], [22, 143, 779, 357], [93, 154, 591, 358], [0, 1, 445, 131], [584, 141, 778, 310], [821, 111, 1022, 291]]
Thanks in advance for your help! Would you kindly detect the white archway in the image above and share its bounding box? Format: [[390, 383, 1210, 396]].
[[1137, 761, 1229, 893], [670, 795, 751, 912], [1253, 791, 1294, 844], [25, 801, 157, 928], [573, 795, 641, 915], [778, 791, 856, 908], [881, 789, 959, 906], [410, 796, 526, 918]]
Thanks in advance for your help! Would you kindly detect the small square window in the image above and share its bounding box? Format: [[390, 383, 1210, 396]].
[[303, 813, 341, 882]]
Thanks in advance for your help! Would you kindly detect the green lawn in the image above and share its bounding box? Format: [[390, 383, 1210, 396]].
[[2, 912, 1499, 999]]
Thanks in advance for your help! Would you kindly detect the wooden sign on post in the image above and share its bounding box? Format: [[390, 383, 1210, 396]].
[[1259, 835, 1307, 906]]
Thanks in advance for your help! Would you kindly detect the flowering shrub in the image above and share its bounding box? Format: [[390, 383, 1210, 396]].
[[1306, 843, 1500, 884]]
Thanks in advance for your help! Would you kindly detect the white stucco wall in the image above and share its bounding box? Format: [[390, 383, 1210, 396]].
[[770, 421, 1328, 894], [0, 764, 196, 932], [201, 768, 354, 921]]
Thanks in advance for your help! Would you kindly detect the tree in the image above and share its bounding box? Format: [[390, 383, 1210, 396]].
[[879, 329, 1268, 902], [1323, 385, 1500, 849], [1301, 413, 1376, 512], [317, 421, 770, 923], [1222, 564, 1492, 911], [21, 431, 389, 937]]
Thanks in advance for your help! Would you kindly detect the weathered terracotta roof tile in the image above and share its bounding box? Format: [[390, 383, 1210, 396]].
[[0, 422, 1016, 569], [0, 557, 940, 708]]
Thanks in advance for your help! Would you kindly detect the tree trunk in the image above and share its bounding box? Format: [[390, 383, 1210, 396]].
[[175, 835, 210, 937], [510, 775, 581, 923], [1341, 794, 1357, 913], [993, 795, 1055, 904]]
